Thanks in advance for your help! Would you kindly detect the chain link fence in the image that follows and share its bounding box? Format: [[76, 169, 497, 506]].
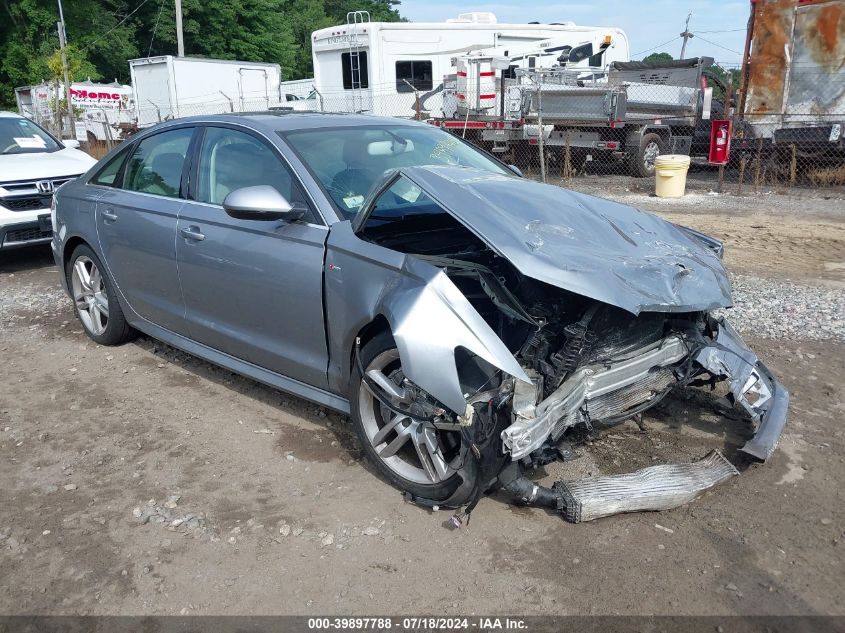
[[68, 58, 845, 197]]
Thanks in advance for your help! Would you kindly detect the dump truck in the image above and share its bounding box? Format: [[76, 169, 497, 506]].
[[434, 53, 720, 177]]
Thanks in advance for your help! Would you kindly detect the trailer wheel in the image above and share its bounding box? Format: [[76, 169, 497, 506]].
[[629, 133, 664, 178]]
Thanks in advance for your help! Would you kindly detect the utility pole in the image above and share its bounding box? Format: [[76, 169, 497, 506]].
[[56, 0, 74, 138], [175, 0, 185, 57], [679, 12, 694, 59]]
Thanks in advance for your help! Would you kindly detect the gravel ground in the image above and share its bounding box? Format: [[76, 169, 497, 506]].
[[723, 273, 845, 341], [1, 193, 843, 617]]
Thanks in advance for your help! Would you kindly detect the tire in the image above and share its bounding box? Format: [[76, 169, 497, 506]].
[[349, 331, 468, 503], [66, 244, 135, 346], [629, 132, 664, 178]]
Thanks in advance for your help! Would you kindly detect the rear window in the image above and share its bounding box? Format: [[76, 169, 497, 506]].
[[396, 61, 433, 92], [341, 52, 369, 90]]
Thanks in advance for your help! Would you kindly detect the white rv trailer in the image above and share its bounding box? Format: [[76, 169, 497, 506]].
[[129, 56, 284, 127], [310, 12, 630, 118]]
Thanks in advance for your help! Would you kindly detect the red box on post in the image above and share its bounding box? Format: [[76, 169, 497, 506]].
[[708, 119, 732, 165]]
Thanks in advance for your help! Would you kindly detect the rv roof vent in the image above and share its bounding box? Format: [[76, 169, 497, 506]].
[[448, 12, 497, 24]]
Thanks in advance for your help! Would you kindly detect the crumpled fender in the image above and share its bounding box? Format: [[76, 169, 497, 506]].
[[324, 221, 529, 414], [380, 256, 530, 413]]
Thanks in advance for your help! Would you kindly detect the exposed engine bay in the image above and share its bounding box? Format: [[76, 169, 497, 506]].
[[353, 184, 789, 524]]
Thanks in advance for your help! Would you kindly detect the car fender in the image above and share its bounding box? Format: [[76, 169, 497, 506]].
[[325, 220, 529, 413]]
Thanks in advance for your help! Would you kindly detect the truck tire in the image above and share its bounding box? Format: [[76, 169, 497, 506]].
[[629, 133, 664, 178]]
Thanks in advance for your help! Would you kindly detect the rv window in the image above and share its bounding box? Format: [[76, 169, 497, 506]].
[[341, 52, 369, 90], [588, 52, 605, 67], [395, 61, 433, 92]]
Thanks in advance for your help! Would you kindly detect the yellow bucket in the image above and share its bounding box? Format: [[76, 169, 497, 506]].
[[654, 154, 691, 198]]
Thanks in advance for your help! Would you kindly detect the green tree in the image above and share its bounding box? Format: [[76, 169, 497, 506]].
[[642, 52, 674, 63], [0, 0, 405, 109]]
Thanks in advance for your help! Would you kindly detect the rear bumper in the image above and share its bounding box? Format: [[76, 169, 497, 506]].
[[52, 236, 71, 296]]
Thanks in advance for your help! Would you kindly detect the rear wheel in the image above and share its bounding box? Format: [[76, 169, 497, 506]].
[[629, 132, 664, 177], [349, 332, 469, 503], [66, 244, 135, 346]]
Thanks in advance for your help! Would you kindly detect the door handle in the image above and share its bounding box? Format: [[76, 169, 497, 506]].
[[180, 226, 205, 241], [102, 209, 118, 222]]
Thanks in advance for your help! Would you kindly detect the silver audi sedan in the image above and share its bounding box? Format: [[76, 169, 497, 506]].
[[52, 113, 788, 523]]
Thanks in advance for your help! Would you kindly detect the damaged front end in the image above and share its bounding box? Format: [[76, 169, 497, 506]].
[[495, 313, 788, 523], [336, 166, 789, 523]]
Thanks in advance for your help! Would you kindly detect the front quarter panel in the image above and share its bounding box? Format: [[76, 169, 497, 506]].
[[325, 221, 529, 413]]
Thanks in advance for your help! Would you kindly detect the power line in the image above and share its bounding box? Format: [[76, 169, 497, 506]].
[[82, 0, 153, 52], [695, 28, 747, 33], [632, 36, 682, 58], [692, 33, 743, 56], [147, 0, 166, 57]]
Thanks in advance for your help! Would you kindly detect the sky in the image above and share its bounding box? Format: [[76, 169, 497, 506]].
[[398, 0, 750, 66]]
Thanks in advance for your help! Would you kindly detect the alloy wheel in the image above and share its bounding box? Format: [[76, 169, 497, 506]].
[[71, 256, 109, 336], [358, 348, 461, 486]]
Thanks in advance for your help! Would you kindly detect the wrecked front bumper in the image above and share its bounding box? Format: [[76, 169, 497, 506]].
[[501, 317, 789, 464], [696, 318, 789, 462]]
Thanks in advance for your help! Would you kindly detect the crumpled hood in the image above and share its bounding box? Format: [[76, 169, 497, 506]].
[[400, 166, 732, 315]]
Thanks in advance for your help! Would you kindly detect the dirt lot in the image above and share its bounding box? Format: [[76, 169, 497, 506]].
[[1, 188, 843, 616]]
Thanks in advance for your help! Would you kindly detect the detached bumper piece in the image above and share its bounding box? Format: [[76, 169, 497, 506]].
[[555, 450, 739, 523]]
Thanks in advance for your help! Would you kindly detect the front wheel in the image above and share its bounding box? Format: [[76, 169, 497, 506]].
[[66, 244, 135, 345], [349, 331, 470, 504]]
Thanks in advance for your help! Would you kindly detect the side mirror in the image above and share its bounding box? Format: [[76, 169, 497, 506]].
[[507, 164, 524, 178], [223, 185, 305, 222], [63, 139, 81, 149]]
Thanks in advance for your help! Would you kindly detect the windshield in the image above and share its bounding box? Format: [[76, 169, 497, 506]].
[[0, 117, 61, 155], [283, 124, 511, 218]]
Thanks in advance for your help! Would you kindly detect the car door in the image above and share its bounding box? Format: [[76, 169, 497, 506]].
[[96, 125, 196, 333], [176, 124, 329, 389]]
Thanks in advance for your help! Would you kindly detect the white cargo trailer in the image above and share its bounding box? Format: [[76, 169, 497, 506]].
[[129, 56, 284, 127], [310, 11, 629, 117]]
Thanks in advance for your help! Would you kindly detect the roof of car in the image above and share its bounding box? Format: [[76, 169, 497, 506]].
[[0, 111, 24, 118], [153, 112, 426, 134]]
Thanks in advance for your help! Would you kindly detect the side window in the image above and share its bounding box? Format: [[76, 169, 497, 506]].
[[396, 60, 433, 92], [90, 145, 131, 187], [123, 127, 194, 197], [195, 127, 314, 222], [341, 51, 369, 89]]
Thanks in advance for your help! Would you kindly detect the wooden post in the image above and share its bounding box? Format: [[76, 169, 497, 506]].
[[789, 144, 797, 186], [537, 77, 546, 183], [563, 130, 573, 183]]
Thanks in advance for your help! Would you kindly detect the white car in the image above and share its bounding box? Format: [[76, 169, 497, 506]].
[[0, 111, 97, 250]]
